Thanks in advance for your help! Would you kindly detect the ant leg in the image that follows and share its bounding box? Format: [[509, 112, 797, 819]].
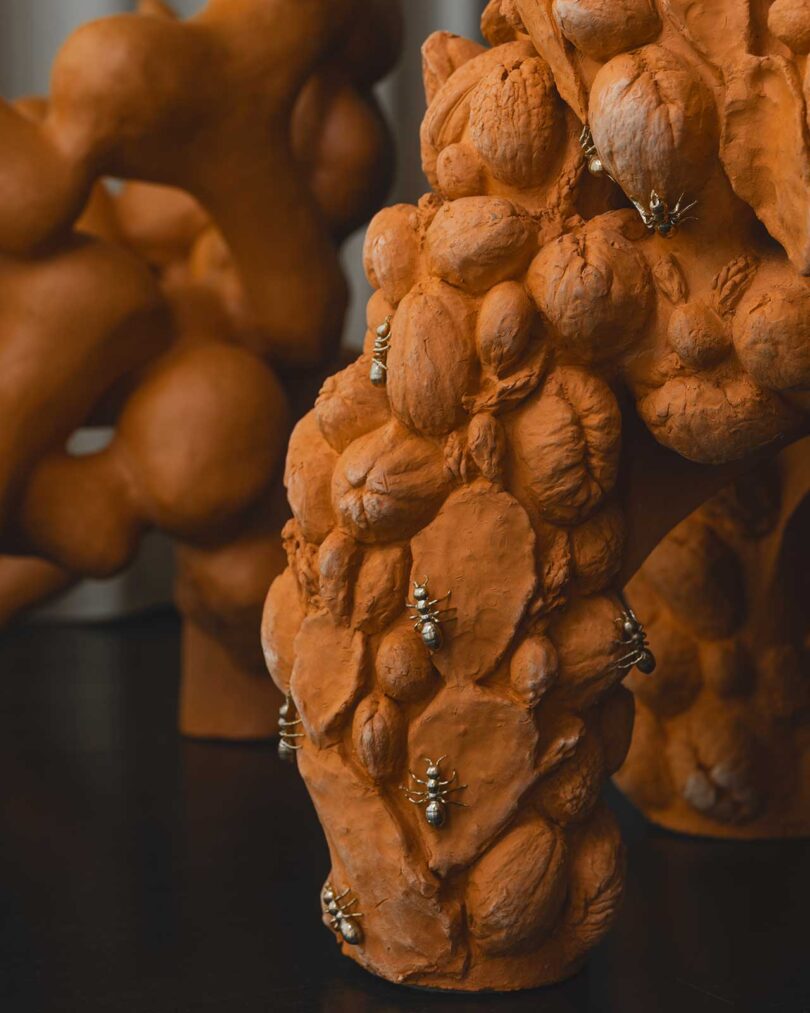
[[444, 784, 467, 794], [610, 656, 639, 671], [617, 594, 637, 619], [613, 656, 641, 670], [631, 198, 654, 227], [614, 649, 642, 663], [335, 888, 351, 901], [434, 611, 457, 624], [400, 782, 428, 795]]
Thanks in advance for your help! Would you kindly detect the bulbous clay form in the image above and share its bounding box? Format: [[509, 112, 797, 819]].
[[620, 438, 809, 838], [0, 0, 400, 738], [264, 0, 809, 991]]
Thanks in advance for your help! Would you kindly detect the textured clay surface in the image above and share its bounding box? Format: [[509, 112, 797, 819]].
[[263, 0, 809, 992], [618, 439, 810, 838], [0, 0, 400, 738]]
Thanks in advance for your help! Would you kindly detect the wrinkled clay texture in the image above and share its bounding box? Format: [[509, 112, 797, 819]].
[[0, 0, 400, 738], [264, 0, 809, 992], [619, 439, 810, 838]]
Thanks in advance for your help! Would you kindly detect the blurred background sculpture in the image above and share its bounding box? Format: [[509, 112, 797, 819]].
[[620, 438, 809, 838], [0, 0, 400, 738], [263, 0, 809, 992]]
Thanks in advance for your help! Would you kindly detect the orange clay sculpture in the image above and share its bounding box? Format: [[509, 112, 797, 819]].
[[620, 437, 809, 838], [0, 0, 401, 739], [262, 0, 810, 992]]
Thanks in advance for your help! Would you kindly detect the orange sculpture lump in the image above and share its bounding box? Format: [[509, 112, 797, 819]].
[[263, 0, 809, 992], [622, 439, 809, 839], [0, 0, 401, 738]]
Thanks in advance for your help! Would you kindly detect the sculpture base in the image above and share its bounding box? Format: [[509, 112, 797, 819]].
[[179, 622, 281, 740], [345, 946, 587, 993]]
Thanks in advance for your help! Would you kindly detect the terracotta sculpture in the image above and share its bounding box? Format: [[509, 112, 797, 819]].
[[619, 437, 809, 838], [0, 0, 400, 738], [262, 0, 809, 991]]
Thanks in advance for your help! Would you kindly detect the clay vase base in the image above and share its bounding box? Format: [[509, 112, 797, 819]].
[[339, 938, 587, 993], [179, 622, 281, 740], [614, 780, 810, 841]]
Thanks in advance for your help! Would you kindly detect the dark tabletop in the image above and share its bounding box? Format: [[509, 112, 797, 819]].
[[0, 612, 807, 1013]]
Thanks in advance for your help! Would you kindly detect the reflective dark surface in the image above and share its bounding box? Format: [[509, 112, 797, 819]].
[[0, 612, 807, 1013]]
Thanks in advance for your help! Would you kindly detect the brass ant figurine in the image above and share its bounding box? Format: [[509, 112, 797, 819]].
[[369, 315, 392, 387], [400, 756, 467, 828], [580, 124, 698, 238], [614, 592, 657, 675], [406, 577, 454, 653], [322, 883, 363, 945], [277, 693, 304, 762], [630, 190, 698, 239]]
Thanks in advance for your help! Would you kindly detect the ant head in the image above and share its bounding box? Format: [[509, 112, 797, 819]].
[[413, 577, 429, 600], [423, 755, 446, 776], [322, 884, 335, 903]]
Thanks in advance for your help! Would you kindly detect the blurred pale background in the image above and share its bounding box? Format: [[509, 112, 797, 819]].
[[0, 0, 486, 619]]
